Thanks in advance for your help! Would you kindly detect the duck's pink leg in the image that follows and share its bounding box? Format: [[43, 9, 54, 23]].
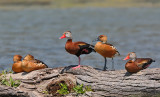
[[72, 57, 81, 69]]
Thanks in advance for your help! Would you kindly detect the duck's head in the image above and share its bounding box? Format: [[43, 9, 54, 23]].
[[123, 52, 137, 61], [93, 35, 107, 43], [24, 54, 34, 61], [13, 55, 22, 63], [59, 31, 72, 39]]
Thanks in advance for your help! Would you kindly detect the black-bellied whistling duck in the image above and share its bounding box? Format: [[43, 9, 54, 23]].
[[22, 54, 48, 72], [12, 55, 23, 73], [123, 52, 155, 73], [59, 31, 95, 69], [93, 35, 120, 71]]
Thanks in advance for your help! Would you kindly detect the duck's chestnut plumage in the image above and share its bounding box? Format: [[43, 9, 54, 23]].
[[124, 52, 155, 73], [60, 31, 94, 69], [65, 39, 94, 57]]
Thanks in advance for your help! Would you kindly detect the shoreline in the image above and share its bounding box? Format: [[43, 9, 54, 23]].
[[0, 5, 160, 11], [0, 1, 160, 10]]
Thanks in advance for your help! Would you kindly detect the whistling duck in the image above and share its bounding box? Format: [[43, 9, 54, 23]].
[[59, 31, 95, 69], [93, 35, 120, 71], [12, 55, 23, 73], [123, 52, 155, 73], [22, 54, 48, 72]]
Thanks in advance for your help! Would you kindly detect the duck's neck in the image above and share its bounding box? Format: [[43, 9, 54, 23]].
[[67, 38, 72, 41], [13, 59, 21, 63], [132, 58, 136, 62], [67, 39, 72, 43], [14, 61, 18, 63], [102, 41, 107, 44]]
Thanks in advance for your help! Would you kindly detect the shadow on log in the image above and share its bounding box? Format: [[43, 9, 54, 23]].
[[1, 65, 160, 97]]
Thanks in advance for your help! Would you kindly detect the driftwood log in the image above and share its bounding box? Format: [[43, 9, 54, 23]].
[[1, 65, 160, 97]]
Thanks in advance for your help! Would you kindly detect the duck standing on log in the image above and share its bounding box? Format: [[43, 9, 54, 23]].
[[12, 55, 23, 73], [22, 54, 48, 72], [123, 52, 155, 73], [59, 31, 95, 69], [93, 35, 120, 71]]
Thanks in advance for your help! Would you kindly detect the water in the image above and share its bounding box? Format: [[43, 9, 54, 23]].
[[0, 8, 160, 71]]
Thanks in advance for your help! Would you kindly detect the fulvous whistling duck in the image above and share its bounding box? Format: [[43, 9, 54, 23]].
[[123, 52, 155, 73], [93, 35, 120, 71], [59, 31, 95, 69], [22, 54, 48, 72], [12, 55, 23, 73]]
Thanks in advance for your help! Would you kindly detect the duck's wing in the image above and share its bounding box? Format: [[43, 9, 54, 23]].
[[74, 41, 95, 56], [34, 59, 48, 68], [136, 58, 155, 69], [107, 43, 120, 56]]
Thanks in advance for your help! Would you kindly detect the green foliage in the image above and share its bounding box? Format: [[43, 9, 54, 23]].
[[56, 83, 93, 95], [0, 69, 13, 75], [85, 85, 92, 92], [0, 70, 20, 87], [57, 83, 69, 95], [73, 84, 85, 94], [8, 69, 14, 74], [73, 84, 93, 94], [1, 70, 7, 75], [42, 90, 49, 94], [9, 76, 20, 87]]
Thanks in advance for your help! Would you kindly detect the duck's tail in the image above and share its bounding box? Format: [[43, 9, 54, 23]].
[[152, 59, 155, 62], [89, 44, 96, 52], [116, 50, 120, 56]]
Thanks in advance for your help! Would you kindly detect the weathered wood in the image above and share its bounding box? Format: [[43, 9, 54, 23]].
[[1, 65, 160, 97], [0, 85, 29, 97]]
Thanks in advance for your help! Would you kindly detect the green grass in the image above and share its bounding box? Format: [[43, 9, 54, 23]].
[[0, 70, 20, 88], [84, 85, 92, 92], [42, 90, 49, 94], [56, 83, 92, 96], [57, 83, 70, 95], [73, 84, 85, 94]]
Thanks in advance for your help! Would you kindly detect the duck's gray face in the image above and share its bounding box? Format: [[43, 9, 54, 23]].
[[123, 52, 136, 60], [64, 31, 72, 39], [59, 31, 72, 39], [129, 52, 136, 59]]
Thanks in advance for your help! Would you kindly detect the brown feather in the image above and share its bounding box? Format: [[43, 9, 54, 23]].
[[12, 55, 23, 73], [65, 39, 80, 55], [75, 41, 88, 46], [125, 60, 141, 73], [95, 42, 117, 58], [125, 58, 154, 73], [65, 39, 94, 57]]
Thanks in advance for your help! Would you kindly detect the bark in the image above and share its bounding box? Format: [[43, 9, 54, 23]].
[[0, 85, 29, 97], [0, 65, 160, 97]]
